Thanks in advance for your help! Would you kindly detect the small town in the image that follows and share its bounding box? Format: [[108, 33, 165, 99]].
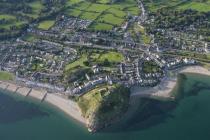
[[0, 0, 210, 135]]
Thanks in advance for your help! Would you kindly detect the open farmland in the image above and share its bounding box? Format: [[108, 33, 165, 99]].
[[89, 23, 113, 31], [143, 0, 210, 13], [38, 20, 55, 30], [0, 0, 62, 39], [63, 0, 141, 31], [177, 1, 210, 12]]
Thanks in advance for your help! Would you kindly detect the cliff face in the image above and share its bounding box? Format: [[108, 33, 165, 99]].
[[77, 85, 130, 132]]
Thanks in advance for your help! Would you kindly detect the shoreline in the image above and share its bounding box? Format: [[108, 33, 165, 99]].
[[0, 81, 86, 125], [0, 65, 209, 132], [131, 65, 210, 99]]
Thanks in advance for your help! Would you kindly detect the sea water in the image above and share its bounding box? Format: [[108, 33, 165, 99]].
[[0, 73, 210, 140]]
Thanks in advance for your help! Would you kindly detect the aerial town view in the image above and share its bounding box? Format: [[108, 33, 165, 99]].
[[0, 0, 210, 139]]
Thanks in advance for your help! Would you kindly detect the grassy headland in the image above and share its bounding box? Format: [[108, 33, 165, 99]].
[[77, 84, 130, 132]]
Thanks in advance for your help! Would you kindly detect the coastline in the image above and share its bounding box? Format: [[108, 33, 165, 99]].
[[0, 81, 86, 125], [131, 65, 210, 99], [0, 65, 209, 132]]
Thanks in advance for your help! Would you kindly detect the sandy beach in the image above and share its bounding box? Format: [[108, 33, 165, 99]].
[[0, 81, 86, 125], [45, 93, 86, 124], [131, 66, 210, 98]]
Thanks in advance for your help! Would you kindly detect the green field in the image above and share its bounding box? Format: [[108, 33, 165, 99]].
[[0, 14, 16, 20], [27, 1, 44, 18], [0, 71, 14, 81], [107, 8, 127, 18], [98, 52, 124, 63], [38, 20, 55, 30], [80, 12, 101, 20], [66, 0, 83, 6], [177, 2, 210, 12], [98, 14, 124, 25], [86, 4, 109, 12], [0, 0, 50, 38], [97, 0, 111, 4], [65, 9, 82, 17], [64, 0, 140, 31], [65, 55, 88, 71], [89, 23, 113, 31], [75, 1, 91, 10], [143, 0, 210, 12]]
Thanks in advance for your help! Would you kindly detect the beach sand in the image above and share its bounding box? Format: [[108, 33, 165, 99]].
[[6, 83, 20, 93], [45, 93, 86, 124], [0, 82, 8, 90], [16, 87, 31, 96], [131, 66, 210, 98], [29, 89, 46, 100]]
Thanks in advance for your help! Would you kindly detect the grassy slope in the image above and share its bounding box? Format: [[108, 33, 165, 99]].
[[77, 84, 130, 123], [0, 71, 14, 81]]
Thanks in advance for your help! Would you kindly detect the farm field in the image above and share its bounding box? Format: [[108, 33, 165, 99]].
[[177, 1, 210, 12], [0, 0, 48, 37], [63, 0, 141, 31], [38, 20, 55, 30], [89, 23, 113, 31], [0, 13, 27, 30], [143, 0, 210, 13]]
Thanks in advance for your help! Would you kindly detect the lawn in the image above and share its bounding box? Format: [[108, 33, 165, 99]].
[[38, 20, 55, 30], [98, 52, 124, 63], [0, 71, 14, 81], [65, 55, 88, 71]]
